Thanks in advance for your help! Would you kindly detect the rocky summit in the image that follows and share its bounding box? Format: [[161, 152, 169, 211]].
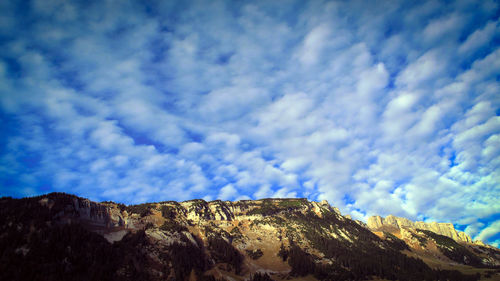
[[1, 193, 500, 281], [367, 215, 475, 244]]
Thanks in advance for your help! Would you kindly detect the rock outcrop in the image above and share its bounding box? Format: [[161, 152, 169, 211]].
[[367, 214, 473, 243], [2, 193, 500, 281], [38, 194, 127, 228]]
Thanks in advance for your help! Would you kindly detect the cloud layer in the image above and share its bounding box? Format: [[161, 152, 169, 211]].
[[0, 0, 499, 246]]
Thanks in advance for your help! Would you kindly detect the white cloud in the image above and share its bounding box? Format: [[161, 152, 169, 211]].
[[296, 24, 331, 65], [280, 157, 309, 173], [90, 121, 134, 151], [199, 86, 270, 122], [206, 132, 241, 148], [356, 63, 389, 98], [408, 104, 443, 139], [382, 92, 420, 138], [476, 221, 500, 242], [218, 184, 238, 200], [459, 20, 499, 54], [254, 184, 272, 199], [396, 50, 446, 89], [482, 134, 500, 161], [422, 14, 462, 43]]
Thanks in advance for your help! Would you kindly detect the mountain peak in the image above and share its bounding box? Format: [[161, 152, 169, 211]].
[[367, 214, 477, 244]]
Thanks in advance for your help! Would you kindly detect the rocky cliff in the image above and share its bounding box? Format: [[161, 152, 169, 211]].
[[367, 215, 474, 243], [1, 193, 499, 281]]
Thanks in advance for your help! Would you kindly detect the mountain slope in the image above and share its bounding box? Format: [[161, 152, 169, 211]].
[[1, 193, 499, 281]]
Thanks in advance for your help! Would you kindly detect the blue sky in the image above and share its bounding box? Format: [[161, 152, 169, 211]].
[[0, 0, 499, 246]]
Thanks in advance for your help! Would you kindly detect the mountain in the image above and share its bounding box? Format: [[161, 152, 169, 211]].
[[1, 193, 499, 281], [367, 215, 474, 243]]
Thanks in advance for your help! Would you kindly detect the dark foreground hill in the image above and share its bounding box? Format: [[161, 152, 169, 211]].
[[1, 193, 499, 281]]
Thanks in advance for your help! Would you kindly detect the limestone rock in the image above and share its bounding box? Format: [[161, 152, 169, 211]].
[[459, 231, 473, 243], [6, 192, 500, 280], [319, 199, 330, 208], [474, 240, 486, 246], [367, 214, 475, 244], [367, 216, 384, 229]]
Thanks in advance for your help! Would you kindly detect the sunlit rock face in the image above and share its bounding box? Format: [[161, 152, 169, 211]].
[[367, 214, 473, 243], [2, 193, 500, 281]]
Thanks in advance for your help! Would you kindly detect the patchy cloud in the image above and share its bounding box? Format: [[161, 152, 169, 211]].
[[0, 0, 499, 246]]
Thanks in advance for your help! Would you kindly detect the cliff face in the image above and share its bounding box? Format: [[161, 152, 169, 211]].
[[38, 194, 128, 229], [1, 193, 499, 281], [367, 215, 474, 243]]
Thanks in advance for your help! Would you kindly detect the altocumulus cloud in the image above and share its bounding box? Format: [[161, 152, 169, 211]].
[[0, 0, 499, 246]]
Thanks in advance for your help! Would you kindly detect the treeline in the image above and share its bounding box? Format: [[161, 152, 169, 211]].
[[1, 193, 81, 224], [126, 203, 155, 217], [207, 236, 244, 274], [246, 249, 264, 260], [159, 220, 188, 232], [247, 199, 306, 216], [249, 272, 274, 281], [0, 194, 153, 281], [164, 239, 210, 280], [416, 229, 483, 266], [280, 210, 481, 281], [383, 231, 410, 251], [0, 194, 229, 281], [0, 222, 155, 281]]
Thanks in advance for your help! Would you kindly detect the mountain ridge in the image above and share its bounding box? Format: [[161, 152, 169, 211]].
[[28, 193, 487, 245], [367, 214, 478, 245], [1, 192, 499, 281]]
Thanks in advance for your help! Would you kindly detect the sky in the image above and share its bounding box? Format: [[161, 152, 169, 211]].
[[0, 0, 499, 246]]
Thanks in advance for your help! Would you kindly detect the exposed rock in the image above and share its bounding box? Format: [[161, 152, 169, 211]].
[[367, 215, 384, 229], [475, 240, 486, 246], [3, 193, 499, 281], [103, 229, 129, 243], [319, 199, 329, 206], [367, 214, 476, 244], [207, 200, 235, 221], [458, 231, 473, 243]]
